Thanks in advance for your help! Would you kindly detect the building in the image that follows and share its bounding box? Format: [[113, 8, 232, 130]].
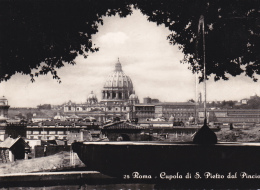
[[0, 123, 27, 140], [57, 59, 260, 125], [155, 102, 196, 122], [26, 121, 100, 142], [0, 96, 10, 141], [143, 97, 152, 104], [143, 97, 159, 104], [198, 109, 260, 124], [134, 104, 155, 121], [0, 96, 9, 119], [67, 130, 93, 144], [134, 102, 196, 122], [0, 137, 30, 162], [31, 115, 53, 122], [101, 121, 145, 141], [63, 59, 139, 121]]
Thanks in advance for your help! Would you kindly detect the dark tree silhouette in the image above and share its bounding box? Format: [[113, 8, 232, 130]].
[[188, 99, 195, 103], [134, 0, 260, 82], [0, 0, 259, 83], [246, 96, 260, 109], [0, 0, 132, 82]]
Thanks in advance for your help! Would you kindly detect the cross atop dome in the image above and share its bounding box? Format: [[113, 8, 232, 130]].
[[115, 58, 122, 72]]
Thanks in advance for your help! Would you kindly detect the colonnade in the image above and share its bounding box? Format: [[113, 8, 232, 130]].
[[102, 90, 132, 100]]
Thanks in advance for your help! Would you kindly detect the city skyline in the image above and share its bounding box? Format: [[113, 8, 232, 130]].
[[1, 9, 260, 107]]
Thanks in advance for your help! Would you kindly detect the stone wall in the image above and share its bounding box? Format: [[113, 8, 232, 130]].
[[35, 145, 70, 158]]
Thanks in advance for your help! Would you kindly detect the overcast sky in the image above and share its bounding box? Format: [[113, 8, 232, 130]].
[[1, 9, 260, 107]]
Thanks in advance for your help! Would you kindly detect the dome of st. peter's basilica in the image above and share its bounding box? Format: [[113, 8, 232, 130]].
[[102, 59, 134, 102]]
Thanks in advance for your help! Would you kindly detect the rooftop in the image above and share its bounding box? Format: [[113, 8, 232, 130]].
[[0, 137, 30, 149]]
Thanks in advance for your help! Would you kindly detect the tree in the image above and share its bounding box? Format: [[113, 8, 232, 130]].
[[188, 99, 195, 103], [210, 101, 216, 107], [246, 96, 260, 109], [26, 112, 33, 121], [0, 0, 259, 83], [0, 0, 132, 82], [37, 104, 51, 110], [134, 0, 260, 82], [221, 100, 227, 107]]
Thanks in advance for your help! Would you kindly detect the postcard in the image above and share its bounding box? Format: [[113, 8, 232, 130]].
[[0, 0, 259, 189]]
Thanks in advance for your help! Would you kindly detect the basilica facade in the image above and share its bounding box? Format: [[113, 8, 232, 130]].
[[63, 59, 139, 122]]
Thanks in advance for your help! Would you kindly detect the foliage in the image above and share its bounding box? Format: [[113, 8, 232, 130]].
[[0, 0, 259, 83], [0, 0, 132, 82], [134, 0, 260, 82], [243, 95, 260, 109], [207, 95, 260, 109], [188, 99, 195, 103], [37, 104, 52, 110]]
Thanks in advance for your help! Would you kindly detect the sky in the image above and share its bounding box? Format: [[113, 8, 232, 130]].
[[1, 9, 260, 107]]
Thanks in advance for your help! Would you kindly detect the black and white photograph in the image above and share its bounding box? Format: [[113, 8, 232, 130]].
[[0, 0, 260, 189]]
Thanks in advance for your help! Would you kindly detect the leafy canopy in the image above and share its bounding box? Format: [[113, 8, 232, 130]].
[[134, 0, 260, 81], [0, 0, 132, 82], [0, 0, 259, 82]]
